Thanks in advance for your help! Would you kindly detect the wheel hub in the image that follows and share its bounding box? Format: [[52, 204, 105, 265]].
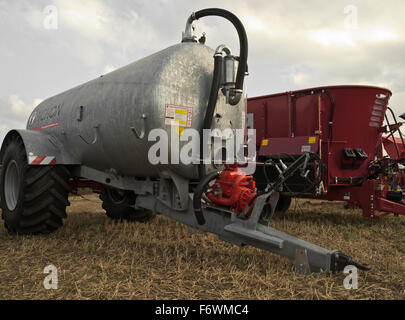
[[107, 188, 127, 205], [4, 160, 20, 211]]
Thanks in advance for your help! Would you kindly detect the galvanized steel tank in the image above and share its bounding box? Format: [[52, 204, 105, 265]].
[[26, 42, 246, 179]]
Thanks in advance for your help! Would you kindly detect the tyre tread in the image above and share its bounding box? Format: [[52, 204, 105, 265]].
[[0, 134, 70, 235]]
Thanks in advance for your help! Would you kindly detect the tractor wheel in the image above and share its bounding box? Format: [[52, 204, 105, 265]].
[[275, 196, 292, 213], [100, 187, 155, 223], [0, 135, 70, 235]]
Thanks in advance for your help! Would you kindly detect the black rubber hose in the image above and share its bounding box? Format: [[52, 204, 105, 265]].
[[188, 8, 248, 105], [193, 171, 220, 225], [198, 54, 223, 179], [203, 54, 223, 135], [190, 9, 249, 222]]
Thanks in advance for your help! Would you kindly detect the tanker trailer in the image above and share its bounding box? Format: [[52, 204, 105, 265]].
[[0, 8, 369, 274]]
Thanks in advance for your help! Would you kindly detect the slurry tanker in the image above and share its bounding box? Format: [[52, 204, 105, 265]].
[[0, 8, 370, 274]]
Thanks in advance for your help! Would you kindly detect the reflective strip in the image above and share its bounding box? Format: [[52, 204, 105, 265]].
[[41, 157, 57, 165], [31, 122, 60, 131], [28, 156, 56, 165]]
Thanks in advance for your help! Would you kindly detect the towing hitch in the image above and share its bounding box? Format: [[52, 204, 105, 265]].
[[137, 154, 371, 274]]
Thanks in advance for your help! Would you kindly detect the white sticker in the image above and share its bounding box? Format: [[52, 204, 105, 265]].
[[301, 145, 311, 152], [247, 113, 254, 129]]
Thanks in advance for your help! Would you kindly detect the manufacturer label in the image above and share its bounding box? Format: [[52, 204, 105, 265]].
[[28, 104, 62, 129], [165, 105, 193, 128]]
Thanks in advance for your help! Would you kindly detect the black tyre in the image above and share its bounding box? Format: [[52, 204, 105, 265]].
[[100, 187, 155, 222], [0, 135, 70, 235], [275, 196, 292, 213]]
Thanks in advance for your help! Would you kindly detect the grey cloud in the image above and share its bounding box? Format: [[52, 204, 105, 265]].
[[1, 0, 405, 144]]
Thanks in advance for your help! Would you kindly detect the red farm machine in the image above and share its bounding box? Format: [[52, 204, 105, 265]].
[[247, 85, 405, 218]]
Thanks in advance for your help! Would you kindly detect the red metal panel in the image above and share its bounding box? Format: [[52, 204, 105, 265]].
[[259, 136, 319, 156], [293, 95, 319, 137], [383, 137, 405, 160], [248, 85, 392, 183], [247, 85, 405, 219], [325, 87, 391, 183], [264, 95, 290, 138]]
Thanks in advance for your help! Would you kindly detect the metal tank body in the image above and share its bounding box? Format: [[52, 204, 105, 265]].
[[26, 42, 245, 180]]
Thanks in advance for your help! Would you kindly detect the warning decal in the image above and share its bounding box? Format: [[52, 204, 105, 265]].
[[165, 105, 193, 128], [308, 136, 316, 144]]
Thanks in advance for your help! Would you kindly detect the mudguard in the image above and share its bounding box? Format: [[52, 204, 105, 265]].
[[0, 130, 80, 166]]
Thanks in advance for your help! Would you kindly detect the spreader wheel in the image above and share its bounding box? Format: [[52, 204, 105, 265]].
[[100, 187, 155, 223], [0, 135, 70, 235]]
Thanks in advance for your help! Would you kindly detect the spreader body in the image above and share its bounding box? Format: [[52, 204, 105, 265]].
[[248, 85, 405, 218]]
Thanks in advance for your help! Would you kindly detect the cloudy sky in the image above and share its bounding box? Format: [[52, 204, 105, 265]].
[[0, 0, 404, 143]]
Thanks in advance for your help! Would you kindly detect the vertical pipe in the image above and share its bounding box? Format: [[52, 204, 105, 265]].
[[317, 95, 322, 135], [288, 93, 293, 138]]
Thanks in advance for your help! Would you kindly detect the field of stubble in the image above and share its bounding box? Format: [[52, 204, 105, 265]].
[[0, 194, 404, 300]]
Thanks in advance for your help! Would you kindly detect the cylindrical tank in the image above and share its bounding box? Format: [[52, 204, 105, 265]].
[[27, 42, 246, 179]]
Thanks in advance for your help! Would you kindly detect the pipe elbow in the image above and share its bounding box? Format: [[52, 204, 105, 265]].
[[228, 89, 243, 106]]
